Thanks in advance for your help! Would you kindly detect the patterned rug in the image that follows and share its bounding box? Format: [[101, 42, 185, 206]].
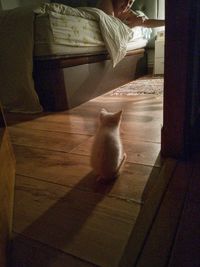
[[109, 76, 164, 96]]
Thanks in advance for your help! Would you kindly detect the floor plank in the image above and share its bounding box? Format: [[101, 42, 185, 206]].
[[4, 86, 164, 267], [13, 175, 140, 267], [168, 154, 200, 267], [12, 234, 99, 267], [70, 137, 162, 167], [8, 127, 90, 153], [121, 123, 161, 143], [7, 117, 96, 136], [119, 158, 177, 267], [12, 145, 160, 203], [135, 161, 191, 267]]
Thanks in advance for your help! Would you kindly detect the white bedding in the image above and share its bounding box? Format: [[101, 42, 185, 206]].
[[34, 39, 148, 59], [34, 14, 149, 58], [34, 3, 149, 66], [0, 3, 151, 113]]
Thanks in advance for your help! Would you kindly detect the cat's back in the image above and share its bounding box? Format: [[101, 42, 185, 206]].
[[92, 126, 121, 155], [90, 108, 123, 178], [91, 125, 122, 176]]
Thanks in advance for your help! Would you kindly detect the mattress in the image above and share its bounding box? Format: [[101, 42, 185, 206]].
[[34, 7, 151, 59]]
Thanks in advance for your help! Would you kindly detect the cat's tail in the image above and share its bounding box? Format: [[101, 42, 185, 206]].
[[115, 152, 127, 176], [96, 153, 127, 183]]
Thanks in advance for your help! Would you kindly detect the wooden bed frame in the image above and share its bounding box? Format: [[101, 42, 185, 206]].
[[33, 48, 147, 111]]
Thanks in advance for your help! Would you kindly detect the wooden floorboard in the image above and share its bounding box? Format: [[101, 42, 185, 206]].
[[4, 86, 164, 267], [12, 145, 160, 203], [70, 136, 162, 167], [168, 153, 200, 267], [12, 234, 99, 267], [119, 154, 200, 267], [8, 127, 91, 153], [119, 158, 177, 267], [135, 161, 191, 267], [13, 175, 140, 267]]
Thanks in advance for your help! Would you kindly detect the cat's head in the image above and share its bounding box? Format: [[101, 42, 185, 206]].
[[99, 108, 122, 126]]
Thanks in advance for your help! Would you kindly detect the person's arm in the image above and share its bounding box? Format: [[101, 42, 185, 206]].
[[120, 10, 165, 28], [142, 19, 165, 28]]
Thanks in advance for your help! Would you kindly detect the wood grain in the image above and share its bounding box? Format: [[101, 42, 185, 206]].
[[12, 145, 159, 203], [135, 161, 191, 267], [168, 154, 200, 267], [70, 137, 162, 167], [13, 175, 140, 267], [119, 158, 177, 267], [4, 85, 164, 266], [12, 234, 98, 267], [7, 116, 96, 136], [9, 127, 90, 153], [0, 112, 15, 267]]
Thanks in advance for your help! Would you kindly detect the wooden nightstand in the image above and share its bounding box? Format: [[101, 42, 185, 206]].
[[154, 37, 165, 75]]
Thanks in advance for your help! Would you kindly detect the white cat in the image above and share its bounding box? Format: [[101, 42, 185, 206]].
[[90, 108, 127, 182]]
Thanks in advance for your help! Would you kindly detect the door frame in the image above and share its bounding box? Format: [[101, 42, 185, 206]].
[[161, 0, 200, 158]]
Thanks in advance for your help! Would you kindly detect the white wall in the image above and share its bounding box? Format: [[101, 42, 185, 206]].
[[0, 0, 49, 10], [147, 0, 165, 71], [158, 0, 165, 19]]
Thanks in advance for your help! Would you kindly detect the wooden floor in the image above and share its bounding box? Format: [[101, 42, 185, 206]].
[[4, 84, 163, 267], [5, 81, 200, 267], [120, 153, 200, 267]]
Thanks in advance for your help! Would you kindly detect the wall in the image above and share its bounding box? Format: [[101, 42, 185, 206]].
[[0, 0, 49, 10], [158, 0, 165, 19], [49, 0, 96, 7]]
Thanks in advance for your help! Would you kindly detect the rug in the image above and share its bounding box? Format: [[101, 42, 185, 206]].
[[109, 76, 164, 96]]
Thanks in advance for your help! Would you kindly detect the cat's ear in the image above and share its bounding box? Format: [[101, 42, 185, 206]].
[[100, 108, 107, 114], [113, 110, 122, 122], [116, 110, 123, 118], [117, 110, 123, 116], [100, 108, 107, 120], [100, 108, 108, 117]]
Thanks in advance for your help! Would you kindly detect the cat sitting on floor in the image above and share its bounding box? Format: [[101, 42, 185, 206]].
[[90, 108, 127, 182]]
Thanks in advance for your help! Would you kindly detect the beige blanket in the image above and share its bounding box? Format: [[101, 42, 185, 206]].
[[0, 7, 42, 113]]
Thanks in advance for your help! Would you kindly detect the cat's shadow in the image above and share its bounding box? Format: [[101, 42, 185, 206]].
[[12, 171, 116, 266]]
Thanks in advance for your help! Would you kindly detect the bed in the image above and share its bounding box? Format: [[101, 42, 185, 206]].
[[0, 3, 151, 113], [33, 3, 151, 111]]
